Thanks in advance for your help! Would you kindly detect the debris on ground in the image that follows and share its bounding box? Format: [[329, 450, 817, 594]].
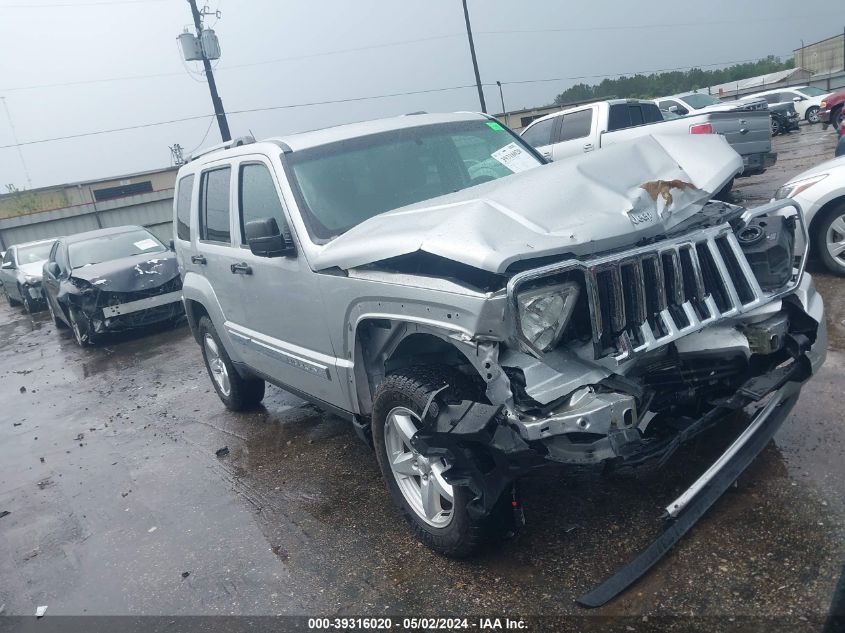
[[181, 571, 191, 579], [35, 605, 47, 618], [13, 422, 21, 427], [39, 457, 45, 463], [74, 433, 84, 441], [0, 510, 9, 519], [215, 446, 229, 458], [148, 526, 157, 533], [19, 386, 26, 393]]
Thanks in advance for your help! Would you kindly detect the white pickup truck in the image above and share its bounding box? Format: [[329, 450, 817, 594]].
[[520, 98, 775, 177]]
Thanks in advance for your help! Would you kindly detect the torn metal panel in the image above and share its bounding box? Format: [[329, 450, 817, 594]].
[[313, 134, 743, 274]]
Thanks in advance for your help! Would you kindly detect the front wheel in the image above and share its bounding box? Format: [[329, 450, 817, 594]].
[[47, 295, 67, 329], [20, 286, 34, 314], [806, 106, 820, 124], [372, 367, 508, 558], [814, 203, 845, 276], [771, 117, 780, 136], [833, 106, 844, 133], [198, 315, 265, 410], [68, 306, 96, 346]]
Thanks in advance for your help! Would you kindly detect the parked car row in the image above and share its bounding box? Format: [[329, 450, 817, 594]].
[[1, 225, 184, 346]]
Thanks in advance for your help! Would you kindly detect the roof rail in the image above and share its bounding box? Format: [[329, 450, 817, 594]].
[[188, 135, 256, 162]]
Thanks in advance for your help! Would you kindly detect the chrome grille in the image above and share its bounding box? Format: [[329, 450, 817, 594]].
[[508, 201, 807, 365], [585, 228, 765, 360]]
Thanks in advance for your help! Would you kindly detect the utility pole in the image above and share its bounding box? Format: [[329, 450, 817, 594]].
[[461, 0, 486, 113], [186, 0, 231, 142], [496, 81, 508, 127]]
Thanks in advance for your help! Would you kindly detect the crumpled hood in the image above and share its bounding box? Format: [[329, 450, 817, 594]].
[[71, 251, 179, 293], [19, 261, 46, 280], [312, 134, 742, 274]]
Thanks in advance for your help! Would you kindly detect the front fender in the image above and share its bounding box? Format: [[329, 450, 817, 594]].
[[180, 271, 243, 364]]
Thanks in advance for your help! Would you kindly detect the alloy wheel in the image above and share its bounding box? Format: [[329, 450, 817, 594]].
[[807, 108, 820, 124], [825, 213, 845, 267], [384, 406, 454, 527], [203, 333, 231, 396]]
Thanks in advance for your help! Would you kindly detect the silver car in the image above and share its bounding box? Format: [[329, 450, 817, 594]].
[[0, 238, 56, 313], [174, 113, 825, 604]]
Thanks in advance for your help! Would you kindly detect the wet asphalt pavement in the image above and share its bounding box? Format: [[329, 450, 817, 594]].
[[1, 124, 844, 629]]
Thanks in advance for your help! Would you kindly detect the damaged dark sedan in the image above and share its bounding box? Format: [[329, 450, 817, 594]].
[[42, 225, 184, 346]]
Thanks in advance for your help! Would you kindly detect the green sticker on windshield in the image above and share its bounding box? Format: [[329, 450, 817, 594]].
[[486, 121, 505, 131]]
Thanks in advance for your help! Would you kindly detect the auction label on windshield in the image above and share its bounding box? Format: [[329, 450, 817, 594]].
[[491, 142, 537, 173], [134, 239, 159, 251]]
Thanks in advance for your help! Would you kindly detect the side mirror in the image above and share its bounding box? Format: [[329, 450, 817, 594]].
[[1, 260, 14, 270], [245, 218, 296, 258], [45, 262, 60, 277], [793, 96, 803, 103]]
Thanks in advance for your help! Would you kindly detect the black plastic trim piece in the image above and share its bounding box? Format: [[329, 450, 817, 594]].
[[576, 391, 799, 608]]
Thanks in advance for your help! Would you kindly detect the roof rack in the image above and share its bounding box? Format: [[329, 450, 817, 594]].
[[188, 135, 256, 162]]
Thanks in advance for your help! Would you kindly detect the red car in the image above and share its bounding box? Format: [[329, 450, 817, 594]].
[[819, 89, 845, 131]]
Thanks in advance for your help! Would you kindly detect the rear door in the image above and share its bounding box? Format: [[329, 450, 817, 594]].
[[194, 164, 243, 333], [550, 107, 595, 160], [228, 155, 346, 406]]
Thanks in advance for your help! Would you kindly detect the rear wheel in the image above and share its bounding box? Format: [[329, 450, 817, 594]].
[[372, 366, 509, 558], [198, 315, 265, 410], [806, 106, 820, 124]]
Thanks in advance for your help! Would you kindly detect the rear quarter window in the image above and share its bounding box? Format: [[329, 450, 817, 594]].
[[175, 174, 195, 242]]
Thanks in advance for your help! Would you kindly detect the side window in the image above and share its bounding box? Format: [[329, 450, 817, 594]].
[[56, 243, 69, 274], [641, 103, 664, 123], [559, 109, 592, 142], [763, 94, 780, 104], [659, 100, 687, 115], [520, 118, 555, 147], [607, 104, 630, 131], [238, 163, 286, 246], [175, 174, 195, 242], [628, 105, 645, 126], [199, 167, 232, 243]]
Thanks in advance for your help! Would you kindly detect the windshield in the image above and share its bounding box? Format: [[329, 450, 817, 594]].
[[798, 86, 826, 97], [16, 241, 55, 265], [69, 229, 166, 268], [287, 120, 543, 241], [681, 93, 723, 109]]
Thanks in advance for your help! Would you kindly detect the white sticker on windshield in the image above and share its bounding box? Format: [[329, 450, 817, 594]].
[[134, 239, 158, 251], [491, 142, 538, 173]]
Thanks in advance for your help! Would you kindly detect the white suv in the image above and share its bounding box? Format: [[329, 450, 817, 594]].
[[743, 85, 828, 124]]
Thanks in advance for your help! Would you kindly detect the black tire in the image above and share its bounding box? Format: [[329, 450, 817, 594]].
[[197, 315, 265, 411], [6, 289, 20, 307], [372, 366, 509, 558], [813, 203, 845, 276], [833, 106, 844, 133], [806, 106, 820, 124], [68, 306, 97, 346], [713, 177, 735, 202], [770, 117, 780, 136]]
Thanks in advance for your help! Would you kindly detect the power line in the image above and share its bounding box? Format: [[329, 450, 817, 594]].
[[0, 0, 164, 8]]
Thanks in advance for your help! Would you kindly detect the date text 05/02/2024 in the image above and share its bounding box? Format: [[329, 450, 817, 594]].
[[307, 617, 528, 630]]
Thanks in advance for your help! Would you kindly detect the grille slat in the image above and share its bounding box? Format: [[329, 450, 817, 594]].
[[583, 229, 766, 362]]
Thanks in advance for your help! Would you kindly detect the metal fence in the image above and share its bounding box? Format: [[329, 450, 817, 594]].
[[0, 189, 174, 250]]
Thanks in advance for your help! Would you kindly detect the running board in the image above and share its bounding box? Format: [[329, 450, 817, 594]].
[[576, 390, 799, 609]]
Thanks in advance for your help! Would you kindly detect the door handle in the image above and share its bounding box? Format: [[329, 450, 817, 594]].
[[583, 143, 594, 151], [191, 255, 207, 265], [230, 262, 252, 275]]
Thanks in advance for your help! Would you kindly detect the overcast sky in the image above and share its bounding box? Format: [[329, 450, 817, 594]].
[[0, 0, 838, 189]]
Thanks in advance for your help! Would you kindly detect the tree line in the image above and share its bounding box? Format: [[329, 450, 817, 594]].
[[553, 55, 795, 105]]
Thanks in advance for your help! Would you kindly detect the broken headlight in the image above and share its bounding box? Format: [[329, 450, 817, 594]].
[[517, 281, 580, 352]]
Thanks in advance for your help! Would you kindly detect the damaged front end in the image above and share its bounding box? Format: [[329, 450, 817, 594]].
[[403, 198, 825, 603]]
